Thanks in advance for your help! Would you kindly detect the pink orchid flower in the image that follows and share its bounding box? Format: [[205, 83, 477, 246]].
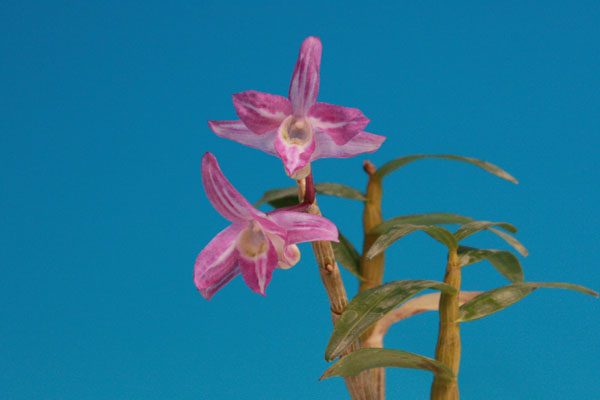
[[195, 153, 339, 299], [208, 36, 386, 179]]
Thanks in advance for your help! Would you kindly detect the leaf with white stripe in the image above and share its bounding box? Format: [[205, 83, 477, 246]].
[[459, 282, 598, 322], [320, 348, 454, 381], [325, 280, 456, 361]]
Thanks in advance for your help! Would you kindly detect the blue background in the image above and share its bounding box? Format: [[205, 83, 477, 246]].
[[2, 1, 599, 399]]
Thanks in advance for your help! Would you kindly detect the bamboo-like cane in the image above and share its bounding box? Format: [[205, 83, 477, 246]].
[[357, 161, 387, 400], [430, 249, 462, 400]]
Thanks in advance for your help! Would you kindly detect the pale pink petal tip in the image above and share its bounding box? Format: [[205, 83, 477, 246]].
[[207, 120, 278, 156]]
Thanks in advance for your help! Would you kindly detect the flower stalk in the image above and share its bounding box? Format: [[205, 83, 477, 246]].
[[358, 161, 386, 400], [430, 249, 462, 400], [298, 176, 376, 400]]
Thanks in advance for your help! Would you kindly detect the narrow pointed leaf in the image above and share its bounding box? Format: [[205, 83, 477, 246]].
[[459, 282, 599, 322], [255, 187, 297, 208], [255, 183, 365, 207], [370, 213, 475, 235], [370, 215, 527, 257], [314, 183, 366, 201], [331, 233, 363, 279], [458, 246, 524, 282], [320, 348, 454, 381], [366, 224, 457, 260], [325, 280, 456, 361], [454, 221, 517, 242], [489, 227, 529, 256], [373, 154, 518, 184]]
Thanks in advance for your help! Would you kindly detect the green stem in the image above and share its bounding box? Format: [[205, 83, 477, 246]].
[[431, 249, 462, 400], [359, 161, 385, 293], [358, 161, 386, 400]]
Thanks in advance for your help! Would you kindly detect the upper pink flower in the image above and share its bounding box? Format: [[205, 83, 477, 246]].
[[195, 153, 339, 299], [208, 36, 386, 179]]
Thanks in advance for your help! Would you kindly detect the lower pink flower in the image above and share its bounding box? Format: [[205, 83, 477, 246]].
[[195, 153, 339, 299]]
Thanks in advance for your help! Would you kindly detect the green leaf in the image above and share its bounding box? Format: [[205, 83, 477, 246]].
[[453, 221, 517, 241], [254, 187, 298, 207], [325, 280, 456, 361], [314, 183, 366, 201], [370, 213, 475, 235], [489, 227, 529, 257], [373, 154, 518, 184], [459, 282, 599, 322], [331, 233, 363, 280], [370, 214, 528, 257], [320, 348, 454, 381], [458, 246, 524, 282], [254, 183, 365, 207], [267, 196, 299, 209], [366, 224, 457, 260]]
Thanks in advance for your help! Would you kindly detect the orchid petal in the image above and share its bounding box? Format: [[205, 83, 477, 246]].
[[194, 224, 243, 300], [312, 130, 386, 160], [202, 153, 264, 222], [199, 265, 241, 300], [232, 91, 292, 134], [253, 214, 287, 239], [268, 210, 339, 244], [208, 120, 277, 156], [289, 36, 322, 117], [308, 102, 370, 145], [239, 236, 279, 295], [274, 120, 316, 179]]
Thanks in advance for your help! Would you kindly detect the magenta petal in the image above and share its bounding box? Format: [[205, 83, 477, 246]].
[[239, 237, 279, 295], [194, 223, 243, 300], [308, 102, 370, 145], [208, 120, 277, 156], [274, 126, 316, 179], [253, 214, 287, 239], [267, 210, 339, 244], [202, 153, 263, 223], [199, 265, 241, 300], [289, 36, 322, 117], [232, 91, 292, 134], [312, 130, 386, 160]]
